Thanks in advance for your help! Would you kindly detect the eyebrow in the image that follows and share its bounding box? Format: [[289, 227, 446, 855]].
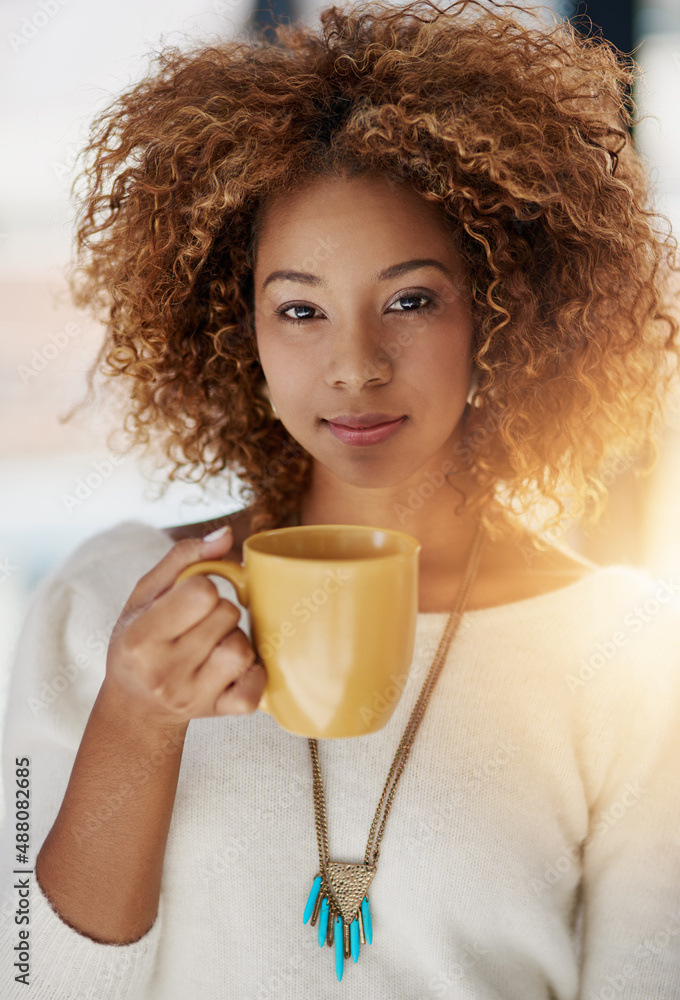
[[261, 258, 453, 291]]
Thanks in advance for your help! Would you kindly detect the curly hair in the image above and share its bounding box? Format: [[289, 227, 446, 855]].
[[63, 0, 680, 544]]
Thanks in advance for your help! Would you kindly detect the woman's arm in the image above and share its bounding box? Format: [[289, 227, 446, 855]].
[[34, 526, 264, 945], [0, 522, 265, 1000], [0, 537, 169, 1000], [35, 679, 189, 944]]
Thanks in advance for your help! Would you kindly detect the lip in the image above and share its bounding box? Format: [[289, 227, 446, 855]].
[[325, 412, 406, 428], [324, 416, 407, 446]]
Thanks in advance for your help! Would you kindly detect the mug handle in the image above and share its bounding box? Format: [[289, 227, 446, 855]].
[[172, 560, 271, 715]]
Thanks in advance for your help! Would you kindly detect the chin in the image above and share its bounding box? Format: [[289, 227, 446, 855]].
[[324, 452, 421, 488]]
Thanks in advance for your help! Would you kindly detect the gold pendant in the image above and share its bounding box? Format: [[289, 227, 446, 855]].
[[325, 861, 376, 922], [303, 863, 376, 980]]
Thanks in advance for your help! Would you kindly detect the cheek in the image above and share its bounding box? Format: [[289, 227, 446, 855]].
[[260, 344, 313, 407], [406, 338, 468, 406], [256, 335, 286, 384], [279, 370, 312, 407]]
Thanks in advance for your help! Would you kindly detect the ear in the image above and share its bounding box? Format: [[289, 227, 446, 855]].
[[466, 369, 479, 406], [258, 378, 279, 419]]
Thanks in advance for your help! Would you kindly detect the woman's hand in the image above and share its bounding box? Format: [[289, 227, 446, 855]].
[[104, 527, 266, 724]]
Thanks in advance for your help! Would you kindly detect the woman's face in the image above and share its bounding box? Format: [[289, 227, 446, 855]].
[[252, 171, 475, 490]]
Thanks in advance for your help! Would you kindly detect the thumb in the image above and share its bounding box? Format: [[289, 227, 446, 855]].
[[127, 525, 235, 613], [200, 524, 235, 552]]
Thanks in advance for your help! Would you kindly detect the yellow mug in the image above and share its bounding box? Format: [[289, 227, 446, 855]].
[[172, 524, 421, 739]]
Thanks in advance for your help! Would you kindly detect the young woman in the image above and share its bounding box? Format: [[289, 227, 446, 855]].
[[2, 1, 680, 997]]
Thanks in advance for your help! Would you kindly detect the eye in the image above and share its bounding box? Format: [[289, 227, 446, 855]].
[[277, 303, 320, 326], [388, 291, 435, 315], [275, 290, 436, 327]]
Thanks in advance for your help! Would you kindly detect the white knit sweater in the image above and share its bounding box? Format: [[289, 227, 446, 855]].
[[2, 519, 680, 1000]]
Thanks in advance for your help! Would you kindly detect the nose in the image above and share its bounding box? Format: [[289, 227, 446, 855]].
[[326, 325, 393, 391]]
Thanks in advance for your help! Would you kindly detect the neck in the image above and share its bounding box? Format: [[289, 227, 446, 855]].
[[295, 467, 488, 579]]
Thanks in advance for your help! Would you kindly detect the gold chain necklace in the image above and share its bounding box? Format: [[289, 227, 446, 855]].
[[296, 514, 488, 981]]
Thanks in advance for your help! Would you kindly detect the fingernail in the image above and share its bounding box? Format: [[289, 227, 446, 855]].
[[202, 525, 232, 544]]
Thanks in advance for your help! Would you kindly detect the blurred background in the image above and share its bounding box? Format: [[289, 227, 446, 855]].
[[1, 0, 679, 741]]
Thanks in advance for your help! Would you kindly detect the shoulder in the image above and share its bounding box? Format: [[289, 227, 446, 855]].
[[526, 536, 680, 624], [472, 523, 677, 630], [551, 556, 680, 709], [521, 534, 676, 619], [468, 528, 599, 609], [6, 520, 177, 733], [33, 520, 177, 615]]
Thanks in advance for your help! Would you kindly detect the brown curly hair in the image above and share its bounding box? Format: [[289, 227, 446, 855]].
[[62, 0, 680, 543]]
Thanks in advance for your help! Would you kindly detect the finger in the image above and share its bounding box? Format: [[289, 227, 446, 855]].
[[182, 629, 259, 709], [166, 616, 255, 681], [124, 529, 235, 616], [168, 600, 247, 668], [213, 660, 268, 716], [126, 573, 229, 645], [158, 634, 261, 718], [138, 609, 251, 706]]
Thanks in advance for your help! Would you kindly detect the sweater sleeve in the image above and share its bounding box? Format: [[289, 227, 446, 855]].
[[577, 591, 680, 998], [0, 528, 168, 999]]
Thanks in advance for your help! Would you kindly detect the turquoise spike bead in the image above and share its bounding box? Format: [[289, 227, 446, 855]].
[[303, 876, 321, 924], [318, 897, 329, 947], [361, 896, 373, 944], [350, 917, 359, 962], [334, 916, 344, 981]]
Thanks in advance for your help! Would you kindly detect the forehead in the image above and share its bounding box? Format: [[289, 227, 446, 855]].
[[253, 172, 455, 266]]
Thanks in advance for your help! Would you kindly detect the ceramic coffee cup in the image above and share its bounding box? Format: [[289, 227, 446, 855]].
[[171, 524, 420, 739]]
